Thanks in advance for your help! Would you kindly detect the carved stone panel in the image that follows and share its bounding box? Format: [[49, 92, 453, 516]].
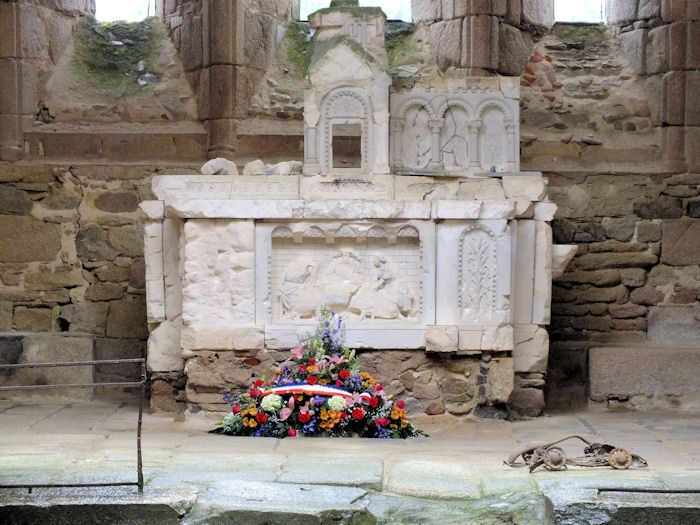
[[256, 221, 436, 332], [435, 220, 512, 326]]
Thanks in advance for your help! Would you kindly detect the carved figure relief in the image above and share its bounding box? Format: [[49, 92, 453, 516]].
[[272, 242, 420, 323], [389, 88, 519, 175]]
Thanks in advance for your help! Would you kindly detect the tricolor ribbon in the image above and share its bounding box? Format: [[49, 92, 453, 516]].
[[260, 383, 371, 401]]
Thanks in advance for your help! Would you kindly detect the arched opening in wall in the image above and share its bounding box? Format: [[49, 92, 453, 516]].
[[299, 1, 411, 21], [95, 0, 152, 22], [555, 0, 605, 23]]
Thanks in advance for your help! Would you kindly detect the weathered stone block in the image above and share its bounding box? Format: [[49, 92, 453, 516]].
[[94, 337, 144, 382], [620, 28, 647, 75], [590, 345, 700, 402], [429, 19, 462, 69], [0, 2, 18, 59], [506, 0, 521, 24], [608, 0, 640, 24], [59, 302, 108, 335], [0, 186, 32, 215], [630, 285, 665, 305], [620, 268, 647, 287], [558, 270, 621, 286], [151, 379, 178, 412], [661, 219, 700, 265], [24, 265, 84, 291], [106, 295, 148, 339], [639, 0, 661, 18], [94, 192, 139, 213], [413, 0, 442, 22], [510, 386, 544, 416], [521, 0, 554, 27], [601, 217, 636, 241], [633, 195, 683, 218], [426, 326, 459, 353], [107, 225, 143, 258], [0, 301, 12, 331], [498, 24, 532, 76], [488, 358, 514, 403], [661, 0, 686, 22], [462, 15, 498, 69], [646, 25, 669, 75], [636, 220, 662, 241], [3, 335, 94, 400], [76, 225, 119, 262], [0, 216, 60, 263], [687, 20, 700, 68], [687, 126, 700, 173], [512, 325, 548, 373], [609, 303, 647, 318], [662, 70, 686, 125], [575, 252, 658, 270], [13, 306, 52, 331], [686, 72, 700, 126]]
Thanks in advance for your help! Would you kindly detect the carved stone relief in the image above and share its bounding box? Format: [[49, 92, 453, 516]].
[[459, 228, 496, 324], [270, 237, 421, 323], [390, 81, 520, 176]]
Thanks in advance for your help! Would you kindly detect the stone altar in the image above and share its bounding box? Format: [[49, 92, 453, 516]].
[[141, 3, 576, 414]]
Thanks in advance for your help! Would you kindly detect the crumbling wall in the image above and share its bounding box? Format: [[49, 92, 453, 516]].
[[519, 0, 699, 410], [0, 0, 95, 160]]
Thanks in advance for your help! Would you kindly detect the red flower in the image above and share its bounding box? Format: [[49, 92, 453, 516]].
[[376, 384, 384, 390], [336, 380, 343, 387], [397, 401, 405, 409], [340, 411, 348, 419], [253, 379, 264, 388], [307, 375, 318, 385], [309, 358, 316, 365], [288, 429, 297, 437], [351, 409, 364, 420], [369, 397, 379, 408], [299, 364, 307, 373], [232, 405, 241, 414], [256, 412, 267, 424], [298, 412, 311, 423], [249, 389, 259, 398], [375, 417, 389, 427], [339, 370, 351, 379]]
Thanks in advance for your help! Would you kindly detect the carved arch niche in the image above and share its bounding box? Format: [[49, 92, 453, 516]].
[[475, 101, 517, 172], [319, 88, 372, 174]]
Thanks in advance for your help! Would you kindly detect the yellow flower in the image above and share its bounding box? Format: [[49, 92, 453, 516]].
[[249, 419, 258, 428]]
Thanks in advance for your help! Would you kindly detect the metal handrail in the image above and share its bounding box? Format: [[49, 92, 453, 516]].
[[0, 358, 146, 493]]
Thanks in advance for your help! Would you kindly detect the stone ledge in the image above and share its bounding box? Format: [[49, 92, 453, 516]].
[[589, 345, 700, 403]]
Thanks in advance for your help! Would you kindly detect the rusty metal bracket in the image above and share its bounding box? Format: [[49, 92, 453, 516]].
[[505, 434, 648, 473], [0, 358, 146, 493]]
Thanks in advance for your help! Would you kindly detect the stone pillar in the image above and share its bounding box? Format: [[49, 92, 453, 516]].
[[428, 118, 442, 168], [389, 118, 404, 169], [203, 0, 244, 158], [0, 1, 23, 160], [468, 120, 481, 169]]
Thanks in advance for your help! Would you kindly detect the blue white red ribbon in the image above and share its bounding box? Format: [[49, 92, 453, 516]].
[[260, 383, 371, 401]]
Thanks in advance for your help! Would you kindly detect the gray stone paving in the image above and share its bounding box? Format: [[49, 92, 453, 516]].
[[0, 401, 699, 523]]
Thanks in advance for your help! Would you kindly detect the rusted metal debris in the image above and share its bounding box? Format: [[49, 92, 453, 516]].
[[505, 435, 648, 473]]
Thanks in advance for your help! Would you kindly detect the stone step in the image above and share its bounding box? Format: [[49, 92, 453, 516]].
[[23, 130, 207, 161], [589, 345, 700, 409]]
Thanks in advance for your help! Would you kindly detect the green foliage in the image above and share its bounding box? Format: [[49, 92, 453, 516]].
[[552, 22, 609, 44], [72, 17, 161, 97], [286, 21, 313, 74]]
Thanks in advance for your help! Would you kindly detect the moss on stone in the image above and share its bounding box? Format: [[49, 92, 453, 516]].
[[72, 17, 161, 98], [309, 34, 376, 72], [286, 21, 313, 74], [312, 6, 386, 18], [552, 22, 609, 44]]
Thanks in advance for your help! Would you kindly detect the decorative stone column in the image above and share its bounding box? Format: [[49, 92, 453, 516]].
[[468, 120, 481, 169], [428, 118, 443, 168]]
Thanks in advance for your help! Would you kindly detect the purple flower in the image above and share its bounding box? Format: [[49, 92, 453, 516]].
[[312, 395, 326, 407]]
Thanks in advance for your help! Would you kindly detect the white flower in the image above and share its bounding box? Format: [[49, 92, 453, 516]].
[[328, 396, 346, 411], [261, 394, 283, 412]]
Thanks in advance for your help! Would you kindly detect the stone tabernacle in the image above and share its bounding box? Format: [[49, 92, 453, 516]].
[[140, 2, 576, 417]]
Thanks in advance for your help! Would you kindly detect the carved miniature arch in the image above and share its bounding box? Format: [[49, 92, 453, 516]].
[[321, 87, 372, 173], [436, 100, 474, 120], [396, 97, 437, 120], [474, 99, 513, 120]]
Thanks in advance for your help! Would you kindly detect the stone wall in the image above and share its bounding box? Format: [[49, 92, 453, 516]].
[[158, 0, 293, 157], [0, 0, 95, 160], [518, 1, 699, 409], [412, 0, 552, 74], [0, 162, 200, 400]]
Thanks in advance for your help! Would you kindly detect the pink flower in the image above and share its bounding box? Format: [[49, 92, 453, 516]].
[[336, 380, 343, 387], [299, 364, 307, 373], [397, 401, 405, 409], [309, 358, 316, 365], [288, 429, 297, 437], [280, 407, 292, 421], [290, 345, 305, 359], [249, 389, 259, 398], [232, 405, 241, 414]]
